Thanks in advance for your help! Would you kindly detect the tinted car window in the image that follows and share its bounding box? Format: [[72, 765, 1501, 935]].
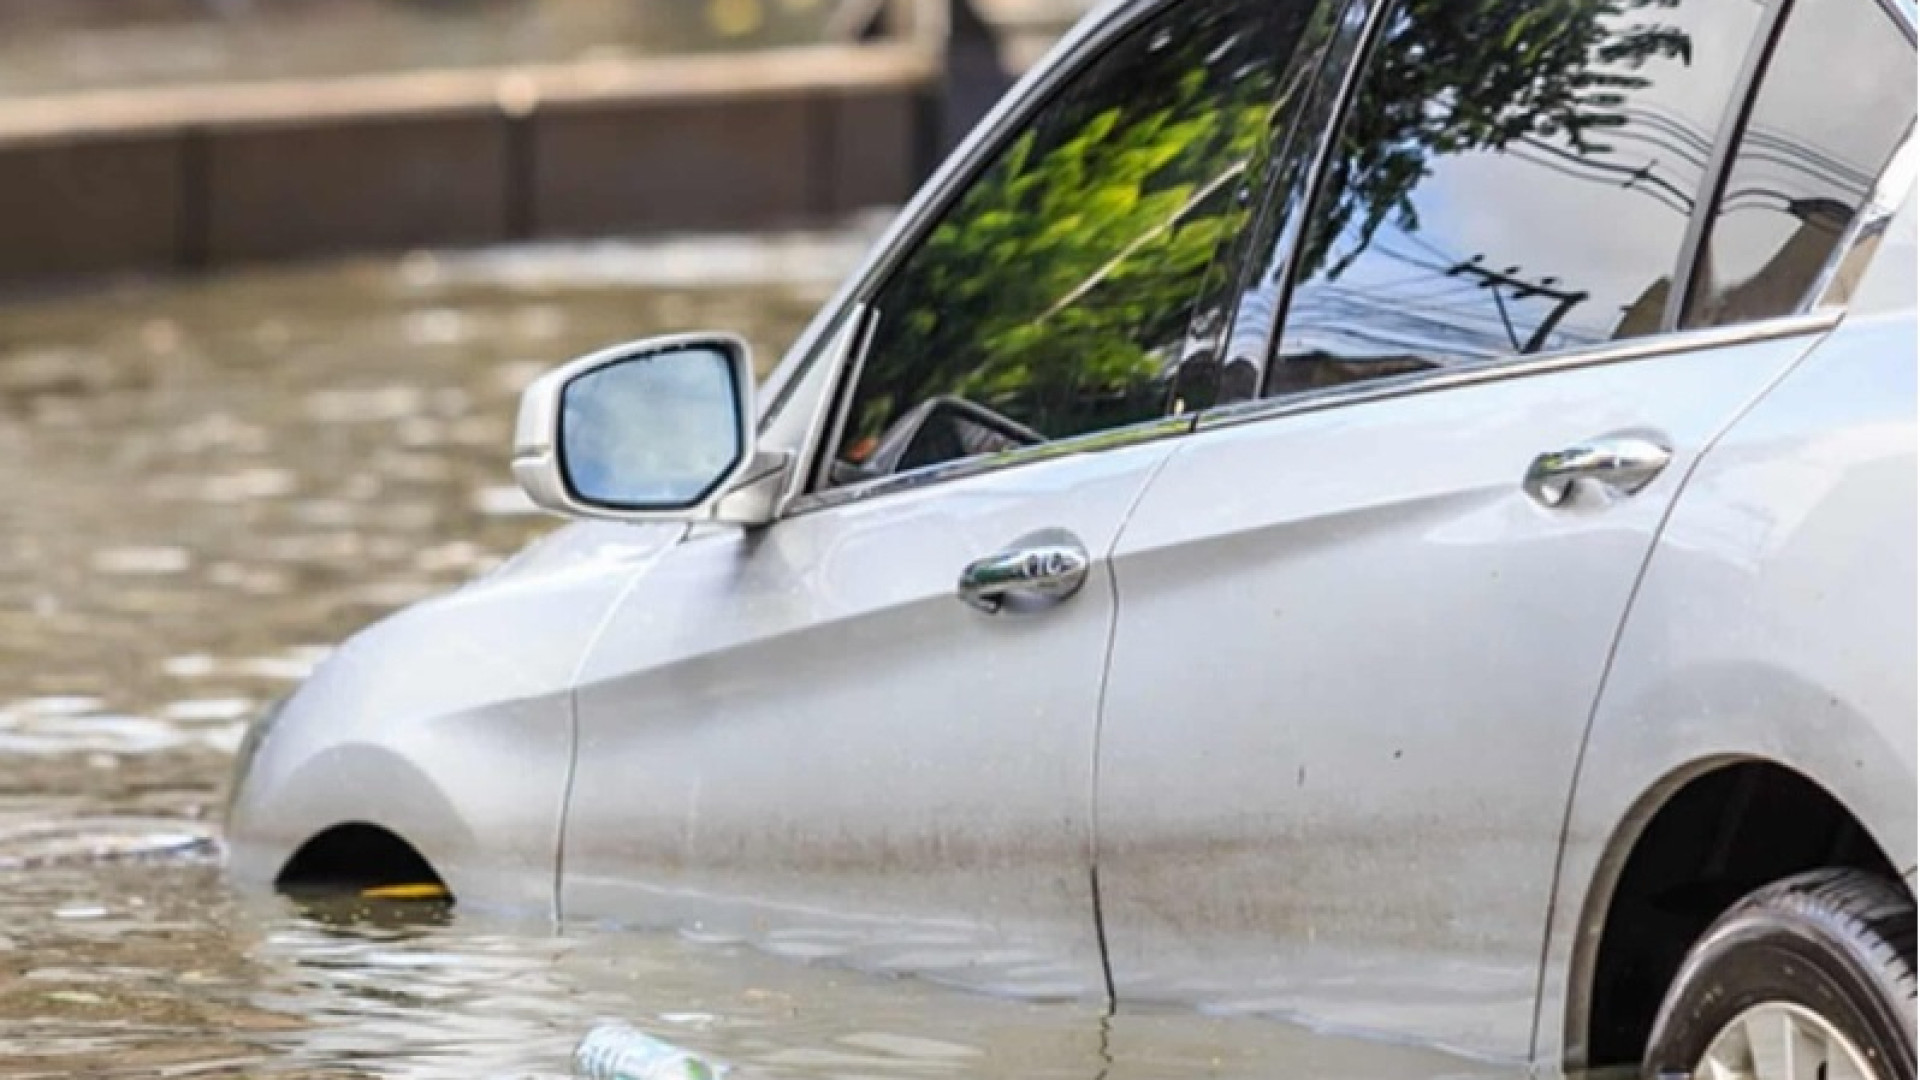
[[1269, 0, 1767, 397], [827, 0, 1324, 487], [1683, 0, 1915, 328]]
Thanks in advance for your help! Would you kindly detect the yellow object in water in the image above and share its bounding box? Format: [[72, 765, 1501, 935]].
[[360, 882, 449, 901]]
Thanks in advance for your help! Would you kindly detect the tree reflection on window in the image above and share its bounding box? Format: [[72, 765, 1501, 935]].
[[1273, 0, 1742, 395], [832, 0, 1325, 484]]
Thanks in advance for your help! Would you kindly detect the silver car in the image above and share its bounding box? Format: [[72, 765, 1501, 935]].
[[225, 0, 1919, 1076]]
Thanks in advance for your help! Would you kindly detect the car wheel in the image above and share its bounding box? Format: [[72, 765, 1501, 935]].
[[1644, 868, 1915, 1080]]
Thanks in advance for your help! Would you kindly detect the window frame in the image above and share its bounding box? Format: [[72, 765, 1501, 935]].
[[782, 0, 1348, 516], [1198, 0, 1917, 435], [1660, 0, 1799, 331], [1673, 0, 1917, 327], [1186, 0, 1381, 403]]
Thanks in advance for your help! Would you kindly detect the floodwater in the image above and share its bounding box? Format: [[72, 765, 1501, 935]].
[[0, 236, 1527, 1079]]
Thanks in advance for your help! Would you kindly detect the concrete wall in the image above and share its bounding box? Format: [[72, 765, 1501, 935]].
[[0, 43, 935, 289]]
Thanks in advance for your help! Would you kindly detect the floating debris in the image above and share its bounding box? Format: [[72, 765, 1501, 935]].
[[359, 883, 450, 902], [575, 1023, 730, 1080]]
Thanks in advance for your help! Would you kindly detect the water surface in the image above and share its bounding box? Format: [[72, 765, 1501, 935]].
[[0, 237, 1525, 1078]]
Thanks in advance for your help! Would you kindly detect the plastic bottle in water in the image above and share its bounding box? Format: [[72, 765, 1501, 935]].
[[573, 1023, 730, 1080]]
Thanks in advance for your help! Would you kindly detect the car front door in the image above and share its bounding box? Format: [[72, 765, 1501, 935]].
[[1093, 0, 1824, 1060], [558, 0, 1320, 1000]]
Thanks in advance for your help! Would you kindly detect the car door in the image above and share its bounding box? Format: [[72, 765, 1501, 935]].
[[1092, 0, 1816, 1060], [558, 0, 1319, 1001]]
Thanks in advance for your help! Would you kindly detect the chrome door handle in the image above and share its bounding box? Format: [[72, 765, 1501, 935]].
[[1524, 436, 1672, 507], [958, 528, 1090, 614]]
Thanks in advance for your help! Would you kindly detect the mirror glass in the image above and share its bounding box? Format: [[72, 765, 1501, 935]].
[[558, 345, 743, 510]]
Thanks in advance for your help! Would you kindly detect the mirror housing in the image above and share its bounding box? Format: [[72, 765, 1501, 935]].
[[512, 333, 785, 525]]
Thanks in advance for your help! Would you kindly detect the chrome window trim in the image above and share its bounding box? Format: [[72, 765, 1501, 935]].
[[783, 311, 1840, 519], [1813, 122, 1918, 309], [784, 414, 1196, 516], [1194, 311, 1843, 434]]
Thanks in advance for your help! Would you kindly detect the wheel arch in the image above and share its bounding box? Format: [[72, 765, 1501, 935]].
[[276, 821, 450, 897], [227, 742, 478, 899], [1563, 754, 1907, 1070]]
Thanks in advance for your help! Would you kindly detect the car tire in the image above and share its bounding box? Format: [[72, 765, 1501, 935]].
[[1643, 868, 1916, 1080]]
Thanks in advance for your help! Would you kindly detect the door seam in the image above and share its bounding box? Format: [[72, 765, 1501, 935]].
[[550, 523, 691, 925], [1086, 442, 1185, 1012]]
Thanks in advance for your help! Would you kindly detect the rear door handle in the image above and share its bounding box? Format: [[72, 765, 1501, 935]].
[[958, 528, 1090, 614], [1524, 436, 1672, 507]]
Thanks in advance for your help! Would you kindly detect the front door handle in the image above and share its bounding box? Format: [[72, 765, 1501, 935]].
[[958, 528, 1090, 614], [1524, 436, 1672, 507]]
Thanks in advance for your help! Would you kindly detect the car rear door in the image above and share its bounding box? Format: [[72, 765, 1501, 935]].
[[558, 0, 1321, 1001], [1093, 0, 1835, 1059]]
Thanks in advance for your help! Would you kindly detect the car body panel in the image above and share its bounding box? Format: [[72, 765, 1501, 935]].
[[1093, 327, 1831, 1060], [1539, 298, 1918, 1063], [225, 520, 683, 913], [558, 437, 1180, 1000]]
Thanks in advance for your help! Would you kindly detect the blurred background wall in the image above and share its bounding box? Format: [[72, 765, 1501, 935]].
[[0, 0, 1098, 291]]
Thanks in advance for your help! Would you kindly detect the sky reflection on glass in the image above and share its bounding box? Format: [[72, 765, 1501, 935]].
[[1272, 0, 1768, 395], [560, 347, 742, 510]]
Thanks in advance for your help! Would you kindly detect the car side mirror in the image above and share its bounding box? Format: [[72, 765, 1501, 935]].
[[512, 333, 776, 524]]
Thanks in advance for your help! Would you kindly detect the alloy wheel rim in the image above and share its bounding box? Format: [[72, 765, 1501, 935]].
[[1696, 1002, 1880, 1080]]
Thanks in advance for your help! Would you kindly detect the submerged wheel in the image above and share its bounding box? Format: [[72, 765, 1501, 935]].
[[1644, 868, 1915, 1080]]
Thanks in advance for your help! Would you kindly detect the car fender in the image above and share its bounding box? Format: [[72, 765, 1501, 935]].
[[225, 742, 473, 891], [224, 519, 687, 917]]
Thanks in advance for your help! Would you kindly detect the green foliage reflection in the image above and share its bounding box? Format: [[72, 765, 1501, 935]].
[[837, 0, 1697, 479], [840, 0, 1315, 465]]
